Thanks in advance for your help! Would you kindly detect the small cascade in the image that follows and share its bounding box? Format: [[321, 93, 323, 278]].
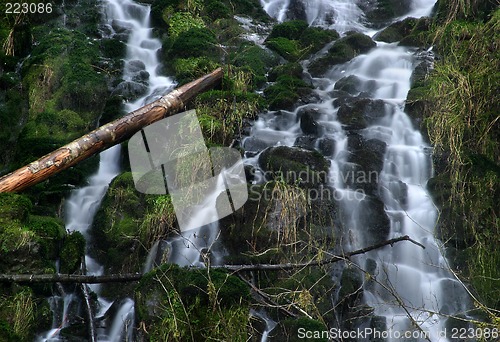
[[251, 309, 278, 342], [39, 0, 174, 340], [254, 0, 475, 340]]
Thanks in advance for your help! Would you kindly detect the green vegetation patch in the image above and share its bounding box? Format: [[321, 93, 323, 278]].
[[136, 264, 250, 341]]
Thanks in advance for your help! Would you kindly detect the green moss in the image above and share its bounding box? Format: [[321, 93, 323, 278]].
[[27, 215, 65, 260], [268, 62, 303, 82], [265, 37, 304, 62], [0, 288, 36, 341], [173, 57, 220, 85], [0, 193, 32, 222], [299, 27, 339, 53], [268, 20, 309, 40], [168, 27, 218, 59], [166, 11, 206, 38], [136, 264, 250, 341], [59, 231, 85, 274], [264, 75, 311, 110], [204, 0, 231, 20], [416, 10, 500, 314], [230, 43, 280, 86]]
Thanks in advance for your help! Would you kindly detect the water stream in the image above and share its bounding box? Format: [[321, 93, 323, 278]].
[[38, 0, 174, 340], [254, 0, 475, 340]]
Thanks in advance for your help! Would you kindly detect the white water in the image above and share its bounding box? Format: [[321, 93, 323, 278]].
[[38, 0, 174, 340], [255, 0, 474, 341]]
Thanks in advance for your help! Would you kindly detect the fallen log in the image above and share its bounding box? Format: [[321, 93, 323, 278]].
[[0, 235, 422, 283], [0, 68, 223, 193]]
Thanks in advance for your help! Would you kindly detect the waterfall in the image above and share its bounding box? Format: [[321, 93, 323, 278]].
[[255, 0, 475, 340], [38, 0, 174, 340]]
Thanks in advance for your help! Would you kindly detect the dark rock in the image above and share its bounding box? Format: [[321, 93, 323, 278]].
[[132, 70, 150, 83], [127, 60, 146, 73], [360, 196, 391, 245], [294, 135, 317, 150], [112, 80, 148, 100], [338, 266, 363, 311], [334, 75, 363, 94], [296, 87, 321, 105], [299, 110, 321, 135], [286, 0, 307, 21], [318, 137, 336, 157], [365, 0, 413, 29], [258, 146, 330, 187], [346, 134, 387, 196], [337, 98, 387, 130]]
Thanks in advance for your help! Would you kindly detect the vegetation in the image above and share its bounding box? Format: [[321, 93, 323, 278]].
[[411, 4, 499, 319]]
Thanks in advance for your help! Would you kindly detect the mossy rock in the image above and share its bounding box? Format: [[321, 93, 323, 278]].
[[59, 231, 85, 274], [268, 20, 338, 56], [268, 20, 309, 40], [274, 317, 328, 342], [231, 43, 280, 86], [308, 32, 375, 76], [27, 215, 65, 260], [336, 98, 387, 130], [168, 27, 218, 59], [268, 62, 303, 82], [365, 0, 413, 28], [173, 56, 220, 85], [258, 146, 329, 187], [374, 17, 431, 46], [265, 37, 304, 62], [135, 264, 250, 341], [264, 75, 311, 111], [0, 193, 32, 222]]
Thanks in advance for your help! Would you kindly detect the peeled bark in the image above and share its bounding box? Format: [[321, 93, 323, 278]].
[[0, 68, 223, 193]]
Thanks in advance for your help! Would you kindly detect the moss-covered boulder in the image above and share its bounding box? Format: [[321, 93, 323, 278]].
[[365, 0, 413, 28], [265, 20, 338, 62], [374, 17, 432, 46], [91, 172, 177, 275], [135, 264, 250, 341], [258, 146, 330, 187], [264, 75, 312, 111], [0, 193, 63, 274], [308, 32, 375, 76]]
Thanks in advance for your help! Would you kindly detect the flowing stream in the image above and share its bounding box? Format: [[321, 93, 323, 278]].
[[38, 0, 174, 340], [253, 0, 475, 340]]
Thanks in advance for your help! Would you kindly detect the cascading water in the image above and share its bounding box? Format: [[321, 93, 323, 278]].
[[38, 0, 174, 340], [254, 0, 476, 340]]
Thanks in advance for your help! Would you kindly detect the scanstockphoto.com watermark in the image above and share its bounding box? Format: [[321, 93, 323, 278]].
[[297, 327, 431, 340]]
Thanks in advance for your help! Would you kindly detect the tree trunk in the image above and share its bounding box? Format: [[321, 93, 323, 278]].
[[0, 68, 223, 193]]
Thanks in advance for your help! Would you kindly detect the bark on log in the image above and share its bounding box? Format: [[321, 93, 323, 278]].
[[0, 68, 223, 193], [0, 236, 422, 283]]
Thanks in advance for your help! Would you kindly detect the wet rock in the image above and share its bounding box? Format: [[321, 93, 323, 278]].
[[294, 135, 317, 150], [374, 17, 431, 44], [346, 133, 387, 196], [318, 137, 336, 157], [365, 0, 413, 29], [334, 75, 363, 94], [296, 87, 321, 106], [338, 266, 363, 310], [308, 32, 376, 77], [258, 146, 330, 187], [132, 70, 150, 83], [286, 0, 307, 21], [299, 110, 321, 135], [360, 196, 391, 245], [112, 80, 148, 100], [127, 60, 146, 73], [337, 98, 387, 130]]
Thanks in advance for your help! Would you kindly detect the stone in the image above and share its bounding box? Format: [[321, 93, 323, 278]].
[[337, 98, 387, 130], [258, 146, 330, 187]]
